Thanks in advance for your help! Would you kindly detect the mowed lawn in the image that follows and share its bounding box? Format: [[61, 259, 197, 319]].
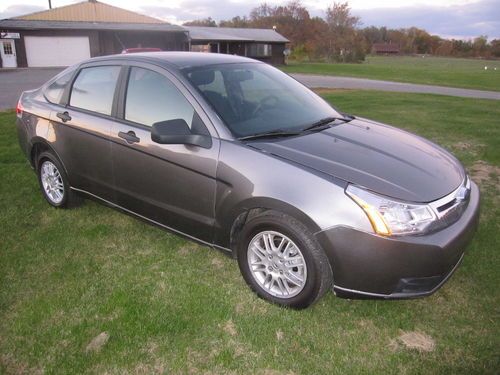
[[1, 91, 499, 374], [282, 56, 500, 92]]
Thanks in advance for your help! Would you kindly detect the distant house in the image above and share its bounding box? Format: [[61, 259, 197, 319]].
[[372, 43, 400, 55], [0, 0, 288, 68]]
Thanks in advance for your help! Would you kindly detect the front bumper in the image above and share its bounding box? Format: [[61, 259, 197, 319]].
[[315, 181, 480, 299]]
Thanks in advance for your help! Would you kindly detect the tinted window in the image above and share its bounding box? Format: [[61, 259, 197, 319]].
[[185, 63, 341, 137], [44, 69, 75, 104], [70, 66, 120, 115], [125, 67, 195, 128]]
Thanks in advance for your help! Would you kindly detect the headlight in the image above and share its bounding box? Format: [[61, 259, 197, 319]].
[[346, 185, 437, 236]]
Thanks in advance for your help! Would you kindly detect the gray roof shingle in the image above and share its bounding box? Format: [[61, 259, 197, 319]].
[[0, 19, 185, 32], [185, 26, 289, 43]]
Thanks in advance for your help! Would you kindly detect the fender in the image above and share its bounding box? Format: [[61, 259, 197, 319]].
[[214, 196, 322, 250], [29, 136, 70, 177]]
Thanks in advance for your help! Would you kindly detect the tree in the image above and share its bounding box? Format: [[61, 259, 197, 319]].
[[183, 17, 217, 27], [218, 2, 496, 61], [219, 16, 250, 28], [473, 35, 488, 57], [491, 39, 500, 57], [324, 2, 364, 62]]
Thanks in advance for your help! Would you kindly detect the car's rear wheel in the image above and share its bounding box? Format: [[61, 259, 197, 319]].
[[37, 151, 81, 208], [237, 210, 333, 309]]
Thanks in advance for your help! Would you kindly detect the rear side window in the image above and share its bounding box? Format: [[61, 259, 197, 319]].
[[125, 67, 195, 127], [44, 69, 74, 104], [70, 66, 121, 115]]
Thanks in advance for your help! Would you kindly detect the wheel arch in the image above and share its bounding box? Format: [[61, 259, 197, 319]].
[[222, 197, 322, 257], [29, 137, 68, 175]]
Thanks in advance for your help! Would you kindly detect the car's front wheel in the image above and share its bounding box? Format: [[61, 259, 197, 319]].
[[37, 151, 81, 208], [237, 210, 333, 309]]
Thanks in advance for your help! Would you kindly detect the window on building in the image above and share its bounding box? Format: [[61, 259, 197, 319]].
[[70, 66, 121, 116], [247, 43, 272, 57], [2, 42, 13, 55]]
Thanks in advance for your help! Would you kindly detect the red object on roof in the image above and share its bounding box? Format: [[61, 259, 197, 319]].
[[121, 47, 162, 54]]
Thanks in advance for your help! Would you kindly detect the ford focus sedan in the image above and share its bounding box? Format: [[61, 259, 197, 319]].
[[16, 52, 480, 308]]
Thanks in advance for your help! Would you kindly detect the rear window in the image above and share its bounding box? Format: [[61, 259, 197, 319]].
[[69, 66, 121, 115], [44, 69, 75, 104]]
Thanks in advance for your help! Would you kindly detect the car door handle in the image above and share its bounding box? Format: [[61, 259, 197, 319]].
[[56, 111, 71, 122], [118, 131, 140, 144]]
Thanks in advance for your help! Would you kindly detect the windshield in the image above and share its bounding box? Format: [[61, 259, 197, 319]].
[[183, 63, 342, 138]]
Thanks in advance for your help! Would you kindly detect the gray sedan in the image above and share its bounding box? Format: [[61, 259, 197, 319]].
[[16, 52, 480, 308]]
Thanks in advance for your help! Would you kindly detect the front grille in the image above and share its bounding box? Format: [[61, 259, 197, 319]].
[[438, 200, 468, 227], [427, 176, 471, 232], [437, 198, 457, 212]]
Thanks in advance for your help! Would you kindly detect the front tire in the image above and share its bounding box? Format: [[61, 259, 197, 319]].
[[237, 210, 333, 309], [37, 151, 81, 208]]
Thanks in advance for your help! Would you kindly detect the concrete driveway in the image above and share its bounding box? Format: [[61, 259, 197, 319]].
[[1, 67, 499, 111], [0, 68, 63, 111]]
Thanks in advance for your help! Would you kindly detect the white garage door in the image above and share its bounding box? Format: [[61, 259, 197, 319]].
[[25, 36, 91, 67]]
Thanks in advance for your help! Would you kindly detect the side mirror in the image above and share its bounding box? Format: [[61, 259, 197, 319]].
[[151, 119, 211, 149]]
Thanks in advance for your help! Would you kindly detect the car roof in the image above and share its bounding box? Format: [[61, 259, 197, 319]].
[[85, 51, 260, 70]]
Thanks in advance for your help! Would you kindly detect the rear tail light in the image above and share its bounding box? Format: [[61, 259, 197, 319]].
[[16, 100, 24, 118]]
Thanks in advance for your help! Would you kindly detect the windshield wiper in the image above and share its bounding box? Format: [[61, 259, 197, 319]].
[[301, 115, 354, 133], [238, 129, 302, 141], [237, 114, 355, 141]]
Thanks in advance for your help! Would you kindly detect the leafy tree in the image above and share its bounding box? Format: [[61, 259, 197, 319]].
[[219, 16, 250, 28], [183, 17, 217, 27], [491, 39, 500, 57], [324, 2, 364, 62], [215, 1, 497, 62]]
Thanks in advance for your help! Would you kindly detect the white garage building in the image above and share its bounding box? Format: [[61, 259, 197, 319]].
[[0, 0, 288, 68]]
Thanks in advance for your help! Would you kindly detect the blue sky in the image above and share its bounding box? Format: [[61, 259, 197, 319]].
[[1, 0, 498, 39]]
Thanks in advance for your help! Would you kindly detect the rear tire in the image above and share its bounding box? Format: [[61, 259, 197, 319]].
[[37, 151, 82, 208], [237, 210, 333, 309]]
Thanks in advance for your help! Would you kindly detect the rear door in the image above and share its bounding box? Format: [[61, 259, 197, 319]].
[[110, 64, 220, 242], [49, 62, 123, 202]]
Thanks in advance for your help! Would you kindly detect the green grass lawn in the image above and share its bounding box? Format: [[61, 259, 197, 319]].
[[282, 56, 500, 92], [1, 92, 499, 374]]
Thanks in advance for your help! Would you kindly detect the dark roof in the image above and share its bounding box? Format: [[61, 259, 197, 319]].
[[372, 43, 400, 53], [0, 19, 185, 32], [185, 26, 289, 43], [87, 51, 259, 69]]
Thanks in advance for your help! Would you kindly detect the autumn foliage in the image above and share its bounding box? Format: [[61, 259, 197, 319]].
[[183, 1, 500, 62]]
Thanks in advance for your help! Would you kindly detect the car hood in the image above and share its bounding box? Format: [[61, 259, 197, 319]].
[[249, 118, 465, 202]]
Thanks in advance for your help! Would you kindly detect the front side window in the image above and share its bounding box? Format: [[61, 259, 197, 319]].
[[70, 66, 121, 116], [185, 63, 341, 137], [125, 67, 196, 128]]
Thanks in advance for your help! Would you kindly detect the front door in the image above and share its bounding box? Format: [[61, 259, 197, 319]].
[[0, 39, 17, 68], [111, 65, 219, 242]]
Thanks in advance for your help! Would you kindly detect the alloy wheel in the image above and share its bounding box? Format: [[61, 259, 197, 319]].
[[40, 160, 64, 204], [247, 230, 307, 298]]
